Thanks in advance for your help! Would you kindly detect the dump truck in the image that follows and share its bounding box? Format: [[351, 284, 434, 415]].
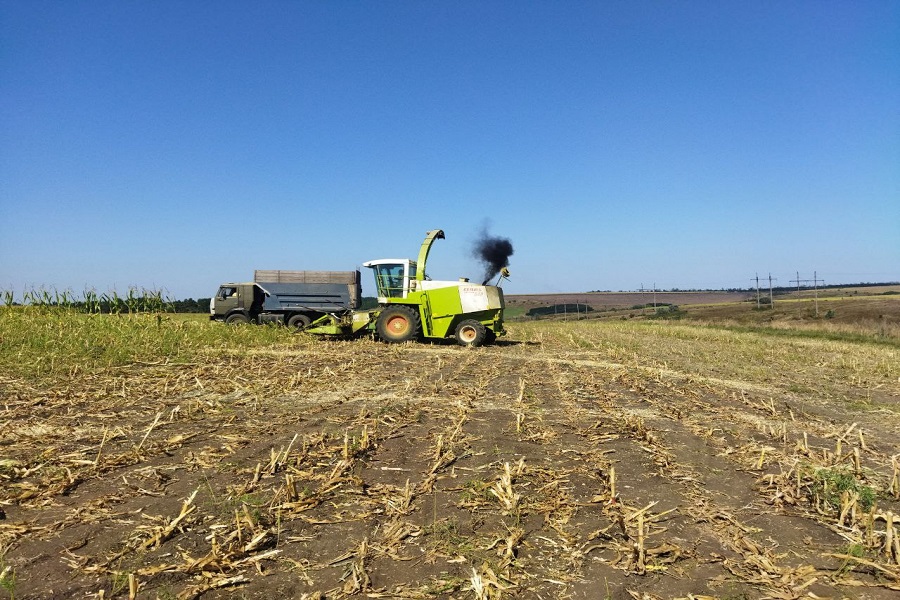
[[210, 270, 361, 328], [305, 229, 507, 346]]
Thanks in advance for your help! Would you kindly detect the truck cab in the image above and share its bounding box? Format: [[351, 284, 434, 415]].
[[210, 283, 264, 324]]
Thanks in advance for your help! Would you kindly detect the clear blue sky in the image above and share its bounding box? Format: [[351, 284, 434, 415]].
[[2, 1, 898, 299]]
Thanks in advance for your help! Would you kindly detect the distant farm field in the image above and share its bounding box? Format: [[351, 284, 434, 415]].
[[507, 290, 752, 311], [1, 303, 899, 599], [507, 285, 900, 330]]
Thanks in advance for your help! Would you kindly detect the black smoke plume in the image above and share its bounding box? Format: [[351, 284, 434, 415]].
[[473, 230, 514, 285]]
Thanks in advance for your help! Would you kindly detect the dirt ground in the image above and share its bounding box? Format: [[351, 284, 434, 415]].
[[2, 332, 899, 599]]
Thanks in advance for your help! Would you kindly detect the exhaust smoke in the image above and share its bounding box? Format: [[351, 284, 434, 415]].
[[473, 229, 514, 285]]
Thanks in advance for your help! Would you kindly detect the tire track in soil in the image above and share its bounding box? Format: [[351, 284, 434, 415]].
[[514, 358, 760, 598]]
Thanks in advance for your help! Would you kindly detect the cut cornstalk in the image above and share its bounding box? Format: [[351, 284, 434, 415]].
[[886, 512, 896, 564], [137, 412, 163, 451], [95, 426, 109, 466], [142, 488, 198, 549], [890, 455, 900, 500], [635, 513, 646, 573], [609, 466, 616, 500]]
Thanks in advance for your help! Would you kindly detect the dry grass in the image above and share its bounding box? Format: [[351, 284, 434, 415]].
[[513, 317, 899, 406]]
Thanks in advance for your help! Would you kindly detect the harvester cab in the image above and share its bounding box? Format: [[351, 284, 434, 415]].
[[365, 259, 416, 300], [362, 229, 443, 301]]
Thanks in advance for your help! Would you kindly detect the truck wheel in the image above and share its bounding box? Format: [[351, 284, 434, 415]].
[[376, 305, 421, 343], [455, 320, 486, 347], [288, 314, 311, 329], [225, 313, 250, 325]]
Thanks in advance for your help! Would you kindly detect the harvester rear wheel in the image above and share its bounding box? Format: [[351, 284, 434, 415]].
[[455, 320, 486, 347], [376, 305, 421, 343]]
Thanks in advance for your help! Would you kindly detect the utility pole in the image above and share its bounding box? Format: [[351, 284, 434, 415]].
[[768, 273, 775, 308], [754, 273, 761, 309], [812, 271, 824, 317], [790, 272, 811, 298]]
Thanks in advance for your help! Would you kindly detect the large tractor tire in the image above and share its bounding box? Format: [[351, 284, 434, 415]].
[[455, 319, 487, 347], [376, 305, 421, 343], [225, 313, 250, 325], [288, 314, 312, 330]]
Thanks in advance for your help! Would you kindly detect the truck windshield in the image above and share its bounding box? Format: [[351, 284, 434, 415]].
[[371, 264, 407, 298]]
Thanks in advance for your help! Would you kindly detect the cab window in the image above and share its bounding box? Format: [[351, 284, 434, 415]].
[[371, 264, 406, 298]]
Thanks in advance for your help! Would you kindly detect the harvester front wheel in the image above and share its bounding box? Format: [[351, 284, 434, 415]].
[[455, 320, 486, 347], [288, 314, 311, 330], [376, 305, 421, 343]]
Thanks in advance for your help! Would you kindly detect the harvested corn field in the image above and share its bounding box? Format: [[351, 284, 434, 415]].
[[1, 310, 899, 599]]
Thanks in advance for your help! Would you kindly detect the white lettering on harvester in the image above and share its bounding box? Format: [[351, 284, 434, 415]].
[[460, 286, 489, 313]]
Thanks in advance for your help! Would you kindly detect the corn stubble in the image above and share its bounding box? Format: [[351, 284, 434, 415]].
[[1, 309, 899, 597]]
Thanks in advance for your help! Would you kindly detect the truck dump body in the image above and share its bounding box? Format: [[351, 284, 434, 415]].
[[257, 282, 358, 311], [255, 270, 361, 309], [253, 269, 362, 310]]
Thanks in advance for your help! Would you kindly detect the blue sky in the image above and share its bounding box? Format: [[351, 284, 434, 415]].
[[2, 1, 898, 299]]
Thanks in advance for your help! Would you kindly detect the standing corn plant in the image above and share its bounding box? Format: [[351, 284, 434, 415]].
[[82, 288, 102, 314]]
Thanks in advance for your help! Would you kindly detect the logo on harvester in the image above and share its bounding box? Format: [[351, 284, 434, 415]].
[[460, 285, 489, 313]]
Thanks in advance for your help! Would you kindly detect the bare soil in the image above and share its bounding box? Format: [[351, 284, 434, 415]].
[[2, 332, 899, 599]]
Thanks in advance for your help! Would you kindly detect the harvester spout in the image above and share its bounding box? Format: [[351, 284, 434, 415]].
[[416, 229, 445, 281], [485, 267, 511, 286]]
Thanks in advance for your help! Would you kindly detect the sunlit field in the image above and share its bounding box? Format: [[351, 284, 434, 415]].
[[1, 307, 898, 598]]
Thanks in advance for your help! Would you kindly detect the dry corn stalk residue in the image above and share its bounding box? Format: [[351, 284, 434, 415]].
[[1, 310, 899, 599]]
